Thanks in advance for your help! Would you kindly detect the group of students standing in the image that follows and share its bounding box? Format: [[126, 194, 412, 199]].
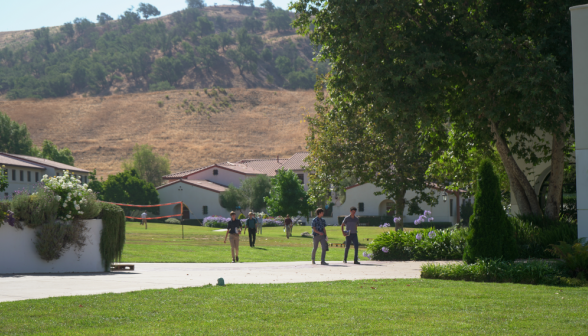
[[224, 207, 361, 265]]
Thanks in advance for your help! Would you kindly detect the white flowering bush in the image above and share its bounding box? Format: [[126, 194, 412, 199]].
[[41, 171, 98, 220]]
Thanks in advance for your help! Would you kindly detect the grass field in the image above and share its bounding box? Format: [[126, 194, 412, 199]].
[[122, 223, 404, 263], [1, 279, 586, 335]]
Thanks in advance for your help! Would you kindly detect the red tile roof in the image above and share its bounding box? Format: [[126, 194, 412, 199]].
[[280, 152, 309, 171], [237, 159, 288, 176], [1, 153, 88, 172], [156, 179, 228, 193], [163, 152, 310, 180], [0, 153, 46, 169]]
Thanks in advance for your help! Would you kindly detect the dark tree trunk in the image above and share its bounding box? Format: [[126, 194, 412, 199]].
[[545, 116, 567, 220], [490, 120, 542, 216]]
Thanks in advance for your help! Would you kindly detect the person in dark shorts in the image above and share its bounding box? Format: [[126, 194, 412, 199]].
[[311, 208, 328, 265], [245, 212, 257, 247], [224, 211, 242, 262], [284, 214, 293, 239], [341, 206, 360, 264]]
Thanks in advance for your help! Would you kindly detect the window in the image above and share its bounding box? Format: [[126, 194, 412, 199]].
[[35, 172, 39, 182], [358, 202, 365, 212], [450, 199, 453, 216], [12, 169, 16, 181], [20, 170, 24, 181], [297, 174, 304, 183], [27, 171, 31, 182], [203, 206, 208, 215], [213, 169, 218, 176]]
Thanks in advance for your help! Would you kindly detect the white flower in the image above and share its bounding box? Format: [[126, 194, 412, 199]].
[[63, 203, 67, 207], [55, 196, 61, 201], [88, 189, 93, 193], [66, 214, 71, 219], [78, 211, 84, 215]]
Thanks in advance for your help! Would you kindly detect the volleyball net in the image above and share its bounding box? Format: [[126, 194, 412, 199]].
[[106, 201, 185, 221]]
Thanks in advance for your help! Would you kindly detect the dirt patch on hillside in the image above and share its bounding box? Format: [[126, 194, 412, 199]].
[[0, 88, 315, 180]]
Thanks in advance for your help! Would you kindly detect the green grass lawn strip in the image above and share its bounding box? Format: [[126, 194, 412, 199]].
[[121, 223, 401, 263], [0, 279, 586, 335]]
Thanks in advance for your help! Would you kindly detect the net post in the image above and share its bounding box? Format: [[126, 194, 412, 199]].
[[181, 202, 184, 240]]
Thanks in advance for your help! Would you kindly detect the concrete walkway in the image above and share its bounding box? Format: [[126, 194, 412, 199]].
[[0, 261, 443, 303]]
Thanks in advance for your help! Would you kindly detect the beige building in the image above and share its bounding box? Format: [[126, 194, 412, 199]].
[[0, 153, 90, 199]]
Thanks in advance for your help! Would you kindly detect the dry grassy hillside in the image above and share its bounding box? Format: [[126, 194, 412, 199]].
[[0, 88, 315, 180]]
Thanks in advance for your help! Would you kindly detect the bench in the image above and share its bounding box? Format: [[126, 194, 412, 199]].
[[111, 264, 135, 271]]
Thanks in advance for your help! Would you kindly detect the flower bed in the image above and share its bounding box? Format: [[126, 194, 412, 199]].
[[367, 227, 467, 261]]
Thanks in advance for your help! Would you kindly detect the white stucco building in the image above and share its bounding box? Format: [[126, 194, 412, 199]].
[[0, 153, 90, 199], [571, 4, 588, 239], [157, 152, 466, 225]]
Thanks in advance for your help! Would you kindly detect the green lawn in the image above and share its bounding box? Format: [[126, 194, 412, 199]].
[[122, 223, 399, 263], [1, 279, 586, 335]]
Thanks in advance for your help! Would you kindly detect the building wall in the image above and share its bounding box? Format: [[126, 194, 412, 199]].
[[187, 167, 250, 188], [158, 181, 230, 219], [571, 4, 588, 239], [322, 183, 463, 225], [292, 169, 310, 191], [0, 219, 104, 273], [3, 165, 89, 200]]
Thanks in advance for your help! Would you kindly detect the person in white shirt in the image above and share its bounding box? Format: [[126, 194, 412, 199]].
[[141, 211, 147, 229]]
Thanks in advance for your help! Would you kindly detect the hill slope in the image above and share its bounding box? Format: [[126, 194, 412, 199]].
[[0, 5, 323, 100], [0, 88, 315, 179]]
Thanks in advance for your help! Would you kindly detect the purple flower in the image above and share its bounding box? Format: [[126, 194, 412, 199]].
[[382, 223, 390, 227], [428, 231, 437, 239], [363, 251, 369, 258], [6, 210, 15, 227], [424, 210, 432, 217], [381, 247, 389, 253], [393, 217, 402, 224], [416, 233, 423, 240], [428, 217, 434, 222]]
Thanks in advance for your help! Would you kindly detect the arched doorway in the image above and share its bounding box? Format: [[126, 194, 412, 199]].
[[379, 200, 395, 216], [173, 203, 191, 220]]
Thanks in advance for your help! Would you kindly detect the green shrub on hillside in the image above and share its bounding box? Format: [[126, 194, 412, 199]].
[[463, 159, 517, 263]]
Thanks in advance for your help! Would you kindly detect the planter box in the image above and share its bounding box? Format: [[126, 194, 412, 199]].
[[0, 219, 104, 274]]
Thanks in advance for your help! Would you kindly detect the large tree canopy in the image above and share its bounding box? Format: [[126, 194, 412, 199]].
[[122, 144, 170, 187], [292, 0, 579, 220]]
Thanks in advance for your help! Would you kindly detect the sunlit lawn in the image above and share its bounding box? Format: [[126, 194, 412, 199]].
[[121, 222, 408, 263], [1, 279, 586, 335]]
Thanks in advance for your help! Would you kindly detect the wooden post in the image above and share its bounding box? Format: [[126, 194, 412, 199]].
[[181, 202, 184, 240]]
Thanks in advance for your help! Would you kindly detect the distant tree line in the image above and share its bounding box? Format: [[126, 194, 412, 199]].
[[0, 1, 322, 100]]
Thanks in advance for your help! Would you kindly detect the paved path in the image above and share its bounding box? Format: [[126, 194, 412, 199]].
[[0, 261, 444, 303]]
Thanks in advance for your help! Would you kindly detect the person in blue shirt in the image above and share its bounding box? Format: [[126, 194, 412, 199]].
[[311, 208, 329, 265], [244, 212, 258, 247]]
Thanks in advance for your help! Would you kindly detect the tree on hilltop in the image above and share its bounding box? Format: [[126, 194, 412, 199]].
[[96, 13, 113, 25], [186, 0, 206, 9], [231, 0, 253, 6], [260, 0, 275, 11], [137, 3, 161, 19]]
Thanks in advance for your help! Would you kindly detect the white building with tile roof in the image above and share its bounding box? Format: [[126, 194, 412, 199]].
[[158, 152, 466, 225], [0, 153, 90, 200]]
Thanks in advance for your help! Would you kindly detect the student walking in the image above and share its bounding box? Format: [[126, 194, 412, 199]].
[[141, 211, 147, 229], [245, 212, 257, 247], [311, 208, 328, 265], [284, 214, 293, 239], [256, 213, 263, 235], [224, 211, 242, 262], [341, 206, 361, 264]]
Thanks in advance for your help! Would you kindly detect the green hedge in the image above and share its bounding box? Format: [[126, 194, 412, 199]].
[[98, 203, 126, 272], [421, 259, 587, 287], [338, 216, 452, 229]]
